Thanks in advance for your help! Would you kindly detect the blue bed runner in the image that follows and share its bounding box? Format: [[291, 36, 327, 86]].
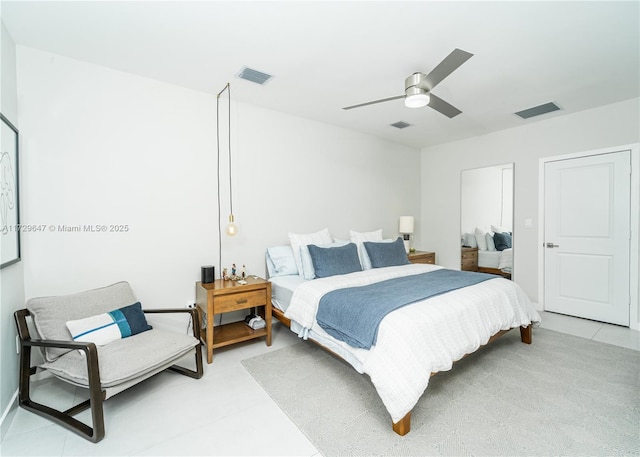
[[316, 269, 497, 349]]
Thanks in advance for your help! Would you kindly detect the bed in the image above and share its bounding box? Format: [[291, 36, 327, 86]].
[[266, 229, 540, 436], [478, 248, 512, 278], [464, 226, 513, 278]]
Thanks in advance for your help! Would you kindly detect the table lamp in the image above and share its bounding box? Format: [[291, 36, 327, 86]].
[[399, 216, 414, 253]]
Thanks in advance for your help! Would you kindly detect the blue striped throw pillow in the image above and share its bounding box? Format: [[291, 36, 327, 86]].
[[66, 302, 152, 346]]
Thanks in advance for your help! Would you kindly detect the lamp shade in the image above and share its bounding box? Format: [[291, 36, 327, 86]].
[[399, 216, 414, 234]]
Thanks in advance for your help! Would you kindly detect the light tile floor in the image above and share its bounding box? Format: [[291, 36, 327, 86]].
[[1, 313, 638, 456], [537, 310, 640, 351]]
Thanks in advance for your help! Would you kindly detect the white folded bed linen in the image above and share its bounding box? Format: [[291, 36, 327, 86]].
[[499, 248, 513, 273], [284, 263, 540, 424]]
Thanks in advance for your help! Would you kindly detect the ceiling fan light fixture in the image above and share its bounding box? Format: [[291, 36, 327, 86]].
[[404, 90, 430, 108], [344, 49, 471, 115]]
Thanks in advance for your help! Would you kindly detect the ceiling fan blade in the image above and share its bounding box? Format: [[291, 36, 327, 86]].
[[342, 95, 405, 110], [428, 94, 463, 118], [421, 48, 473, 91]]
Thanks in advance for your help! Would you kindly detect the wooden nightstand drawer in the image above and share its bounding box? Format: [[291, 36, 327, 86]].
[[408, 251, 435, 264], [461, 247, 478, 271], [214, 290, 266, 313], [461, 258, 478, 271], [461, 250, 478, 260]]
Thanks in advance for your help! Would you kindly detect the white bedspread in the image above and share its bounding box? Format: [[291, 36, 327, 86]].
[[285, 264, 540, 423]]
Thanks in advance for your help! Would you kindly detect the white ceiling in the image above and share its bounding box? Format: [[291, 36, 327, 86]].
[[2, 1, 639, 149]]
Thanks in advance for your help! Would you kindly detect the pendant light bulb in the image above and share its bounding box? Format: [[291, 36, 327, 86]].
[[226, 214, 238, 236]]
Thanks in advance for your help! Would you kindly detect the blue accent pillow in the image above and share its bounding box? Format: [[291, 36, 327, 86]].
[[493, 232, 512, 251], [363, 237, 410, 268], [117, 302, 153, 335], [307, 242, 362, 278], [66, 302, 152, 346]]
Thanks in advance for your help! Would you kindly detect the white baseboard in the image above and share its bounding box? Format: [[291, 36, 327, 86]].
[[0, 389, 18, 441]]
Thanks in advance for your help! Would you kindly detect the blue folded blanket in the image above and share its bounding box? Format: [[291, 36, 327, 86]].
[[316, 269, 497, 349]]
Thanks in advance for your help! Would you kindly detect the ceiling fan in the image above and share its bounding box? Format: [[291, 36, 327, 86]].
[[342, 48, 473, 118]]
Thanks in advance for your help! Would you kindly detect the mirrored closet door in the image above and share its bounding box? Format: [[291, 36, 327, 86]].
[[460, 164, 514, 279]]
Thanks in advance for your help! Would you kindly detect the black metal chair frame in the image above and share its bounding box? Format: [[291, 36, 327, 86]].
[[14, 307, 204, 443]]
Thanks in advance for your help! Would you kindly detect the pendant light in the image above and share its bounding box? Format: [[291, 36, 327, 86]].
[[216, 83, 237, 237]]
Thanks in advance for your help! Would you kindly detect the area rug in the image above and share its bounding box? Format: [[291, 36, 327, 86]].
[[242, 328, 639, 456]]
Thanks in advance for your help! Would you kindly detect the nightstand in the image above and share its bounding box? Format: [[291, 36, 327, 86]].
[[461, 246, 478, 271], [407, 250, 436, 264], [196, 277, 271, 364]]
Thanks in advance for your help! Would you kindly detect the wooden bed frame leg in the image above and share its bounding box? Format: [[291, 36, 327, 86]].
[[520, 325, 532, 344], [392, 411, 411, 436]]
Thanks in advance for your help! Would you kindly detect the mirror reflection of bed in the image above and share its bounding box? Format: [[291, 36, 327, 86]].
[[461, 163, 513, 280]]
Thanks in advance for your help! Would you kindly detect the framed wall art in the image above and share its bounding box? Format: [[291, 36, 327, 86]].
[[1, 113, 20, 269]]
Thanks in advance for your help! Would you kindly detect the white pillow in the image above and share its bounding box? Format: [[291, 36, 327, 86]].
[[265, 246, 299, 277], [474, 227, 489, 251], [350, 229, 383, 270], [288, 228, 333, 279], [67, 313, 122, 346], [491, 225, 509, 234], [486, 232, 496, 251], [463, 232, 477, 248]]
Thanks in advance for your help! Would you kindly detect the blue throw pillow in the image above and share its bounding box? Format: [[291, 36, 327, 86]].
[[307, 242, 362, 278], [66, 302, 152, 346], [363, 237, 410, 268], [493, 232, 512, 251]]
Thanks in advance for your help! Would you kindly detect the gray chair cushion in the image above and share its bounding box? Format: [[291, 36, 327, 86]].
[[42, 328, 198, 388], [26, 282, 137, 362]]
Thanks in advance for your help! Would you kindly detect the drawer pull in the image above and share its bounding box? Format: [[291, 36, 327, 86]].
[[236, 299, 248, 304]]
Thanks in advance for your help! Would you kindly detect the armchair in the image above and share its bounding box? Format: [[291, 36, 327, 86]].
[[14, 281, 203, 443]]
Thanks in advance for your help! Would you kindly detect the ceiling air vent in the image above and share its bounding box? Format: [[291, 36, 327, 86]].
[[515, 102, 561, 119], [390, 121, 412, 129], [236, 67, 274, 85]]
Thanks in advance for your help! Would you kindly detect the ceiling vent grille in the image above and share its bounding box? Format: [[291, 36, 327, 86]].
[[390, 121, 412, 129], [236, 67, 274, 85], [515, 102, 561, 119]]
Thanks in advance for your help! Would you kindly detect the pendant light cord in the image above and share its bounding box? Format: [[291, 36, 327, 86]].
[[227, 84, 233, 216], [216, 83, 231, 279]]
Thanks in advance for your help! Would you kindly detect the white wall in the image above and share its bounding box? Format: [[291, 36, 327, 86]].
[[421, 98, 640, 325], [461, 165, 512, 235], [0, 19, 24, 439], [16, 46, 421, 312], [230, 102, 422, 273]]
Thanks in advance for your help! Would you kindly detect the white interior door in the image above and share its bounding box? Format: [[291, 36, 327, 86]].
[[544, 150, 631, 326]]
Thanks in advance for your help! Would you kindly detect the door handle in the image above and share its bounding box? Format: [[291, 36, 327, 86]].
[[545, 242, 559, 248]]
